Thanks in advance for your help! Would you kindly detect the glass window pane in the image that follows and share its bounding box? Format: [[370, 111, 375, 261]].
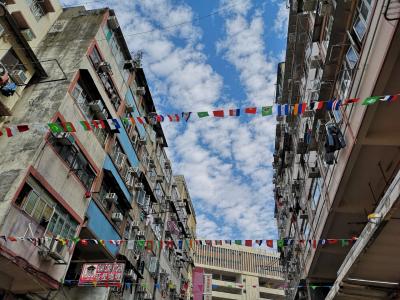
[[47, 213, 58, 233], [54, 218, 65, 236], [32, 199, 45, 222], [346, 46, 359, 69], [354, 17, 366, 41], [24, 191, 39, 215], [360, 3, 369, 20]]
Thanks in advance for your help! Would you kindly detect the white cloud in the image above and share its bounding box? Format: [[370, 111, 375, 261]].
[[273, 2, 289, 38], [60, 0, 280, 240]]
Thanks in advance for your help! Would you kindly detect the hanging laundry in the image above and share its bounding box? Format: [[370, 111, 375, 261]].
[[324, 123, 346, 165], [1, 82, 17, 97]]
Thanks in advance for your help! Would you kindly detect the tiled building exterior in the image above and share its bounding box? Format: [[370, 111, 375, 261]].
[[194, 243, 285, 300], [273, 0, 400, 299], [0, 1, 196, 299]]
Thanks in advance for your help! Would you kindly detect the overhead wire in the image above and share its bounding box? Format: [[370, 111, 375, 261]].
[[0, 0, 247, 51]]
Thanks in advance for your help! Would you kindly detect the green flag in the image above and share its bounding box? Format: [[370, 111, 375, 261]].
[[261, 106, 273, 116], [197, 111, 209, 118], [234, 240, 242, 245], [48, 123, 63, 133], [277, 239, 284, 249], [362, 96, 381, 105], [310, 284, 317, 290], [136, 240, 145, 249], [341, 239, 349, 247]]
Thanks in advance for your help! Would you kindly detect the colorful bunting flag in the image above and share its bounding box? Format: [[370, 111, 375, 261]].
[[79, 121, 91, 131], [234, 240, 242, 245], [245, 240, 252, 247], [197, 112, 209, 118], [244, 107, 257, 114], [168, 114, 180, 122], [229, 109, 240, 116], [343, 98, 360, 105], [181, 112, 192, 121], [266, 240, 273, 248], [362, 96, 381, 105], [213, 110, 224, 117], [261, 106, 273, 116]]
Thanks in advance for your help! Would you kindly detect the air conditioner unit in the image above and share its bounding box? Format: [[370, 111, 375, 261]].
[[308, 166, 321, 178], [48, 236, 67, 261], [156, 137, 163, 145], [97, 61, 112, 74], [89, 100, 105, 113], [125, 174, 135, 188], [144, 292, 153, 300], [107, 16, 120, 30], [112, 212, 123, 222], [115, 152, 127, 169], [123, 60, 135, 70], [125, 103, 134, 113], [52, 132, 75, 145], [125, 269, 136, 279], [134, 182, 143, 190], [105, 193, 118, 203], [128, 166, 140, 177], [136, 230, 145, 238], [303, 0, 318, 11], [21, 28, 36, 41], [136, 86, 146, 96], [11, 70, 28, 84], [131, 134, 138, 145], [319, 0, 332, 16], [164, 161, 171, 169], [285, 152, 294, 165], [156, 175, 164, 182], [139, 137, 147, 145], [132, 221, 140, 229]]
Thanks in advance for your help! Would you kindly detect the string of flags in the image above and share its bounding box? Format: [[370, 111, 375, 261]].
[[0, 94, 398, 138], [62, 279, 331, 290], [0, 236, 358, 249]]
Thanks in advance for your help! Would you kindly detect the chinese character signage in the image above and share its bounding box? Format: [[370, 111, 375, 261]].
[[78, 263, 125, 286]]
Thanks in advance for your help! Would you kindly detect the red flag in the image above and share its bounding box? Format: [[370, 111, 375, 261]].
[[327, 239, 338, 244], [79, 121, 91, 131], [137, 117, 145, 124], [5, 127, 16, 137], [343, 98, 360, 105], [312, 239, 317, 249], [8, 236, 17, 241], [245, 240, 252, 247], [244, 107, 257, 114], [266, 240, 273, 248], [17, 125, 29, 132], [81, 239, 88, 246], [213, 110, 224, 117], [91, 120, 107, 129]]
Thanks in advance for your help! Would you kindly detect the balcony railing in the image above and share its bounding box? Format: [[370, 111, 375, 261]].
[[27, 0, 45, 21]]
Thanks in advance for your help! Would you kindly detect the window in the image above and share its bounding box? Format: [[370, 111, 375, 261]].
[[1, 49, 27, 73], [16, 179, 78, 238], [154, 183, 164, 203], [346, 46, 359, 69], [26, 0, 45, 21], [89, 47, 102, 67], [353, 0, 374, 41], [322, 16, 334, 50], [310, 178, 322, 210], [338, 64, 351, 99], [71, 80, 109, 147], [50, 136, 96, 190]]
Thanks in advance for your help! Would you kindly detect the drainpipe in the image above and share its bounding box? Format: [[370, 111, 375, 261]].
[[0, 3, 47, 78]]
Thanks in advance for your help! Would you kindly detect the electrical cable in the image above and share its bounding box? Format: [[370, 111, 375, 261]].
[[0, 0, 247, 51]]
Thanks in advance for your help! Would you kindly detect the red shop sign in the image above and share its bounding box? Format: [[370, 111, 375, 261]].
[[78, 263, 125, 287]]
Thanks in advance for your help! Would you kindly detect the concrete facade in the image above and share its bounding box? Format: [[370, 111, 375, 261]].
[[194, 244, 285, 300], [0, 2, 196, 300], [273, 0, 400, 299]]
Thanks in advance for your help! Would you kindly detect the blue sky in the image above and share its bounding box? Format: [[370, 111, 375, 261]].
[[63, 0, 289, 240]]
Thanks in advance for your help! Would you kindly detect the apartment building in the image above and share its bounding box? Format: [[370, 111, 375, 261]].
[[194, 243, 285, 300], [273, 0, 400, 299], [0, 1, 196, 300]]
